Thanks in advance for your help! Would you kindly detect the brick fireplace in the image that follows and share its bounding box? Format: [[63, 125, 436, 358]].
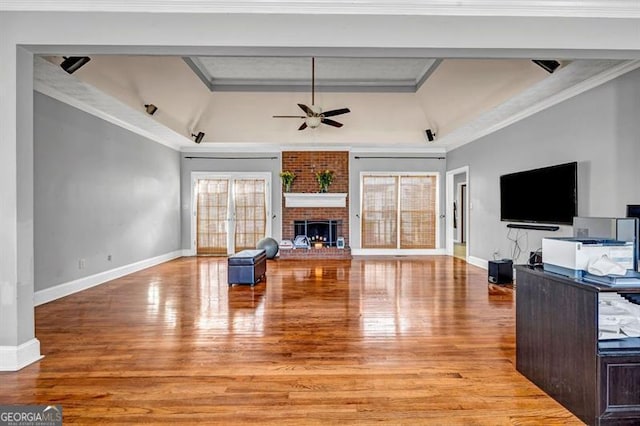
[[280, 151, 351, 260]]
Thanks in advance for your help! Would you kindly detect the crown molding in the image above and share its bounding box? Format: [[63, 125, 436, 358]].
[[2, 1, 639, 18], [442, 59, 640, 152], [33, 57, 191, 151], [180, 143, 447, 153]]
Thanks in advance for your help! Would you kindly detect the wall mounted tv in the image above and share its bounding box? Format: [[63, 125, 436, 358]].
[[500, 161, 577, 225]]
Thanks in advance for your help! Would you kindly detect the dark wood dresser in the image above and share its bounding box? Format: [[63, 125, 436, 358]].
[[515, 266, 640, 425]]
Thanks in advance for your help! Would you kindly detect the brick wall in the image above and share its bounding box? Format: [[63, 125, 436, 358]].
[[281, 151, 349, 246]]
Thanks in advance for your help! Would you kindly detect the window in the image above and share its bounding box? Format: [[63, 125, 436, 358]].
[[193, 173, 270, 255], [361, 173, 438, 249]]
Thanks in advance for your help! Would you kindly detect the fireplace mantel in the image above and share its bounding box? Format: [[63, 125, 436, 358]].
[[283, 193, 347, 208]]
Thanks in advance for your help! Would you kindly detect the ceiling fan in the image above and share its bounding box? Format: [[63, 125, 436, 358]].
[[273, 57, 351, 130]]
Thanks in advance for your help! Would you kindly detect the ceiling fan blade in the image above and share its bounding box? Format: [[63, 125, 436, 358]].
[[321, 118, 343, 128], [273, 115, 306, 118], [298, 122, 308, 131], [298, 104, 313, 116], [322, 108, 351, 117]]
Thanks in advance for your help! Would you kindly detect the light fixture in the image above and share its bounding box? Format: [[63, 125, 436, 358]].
[[191, 132, 205, 144], [306, 116, 322, 129], [532, 60, 561, 73], [144, 104, 158, 115], [60, 56, 91, 74], [305, 105, 322, 129]]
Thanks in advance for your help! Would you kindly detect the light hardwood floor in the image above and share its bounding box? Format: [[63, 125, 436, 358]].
[[1, 256, 581, 424]]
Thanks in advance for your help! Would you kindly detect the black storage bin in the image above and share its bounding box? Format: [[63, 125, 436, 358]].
[[228, 249, 267, 286]]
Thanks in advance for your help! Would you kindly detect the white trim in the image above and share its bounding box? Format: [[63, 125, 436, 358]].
[[34, 250, 183, 306], [34, 82, 185, 151], [444, 60, 640, 152], [454, 181, 466, 243], [352, 248, 446, 256], [0, 338, 43, 371], [181, 144, 441, 154], [284, 193, 347, 208], [2, 1, 638, 18], [467, 255, 488, 270], [190, 172, 272, 255]]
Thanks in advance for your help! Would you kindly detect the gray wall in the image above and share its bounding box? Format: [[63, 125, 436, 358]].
[[349, 153, 447, 249], [180, 153, 282, 250], [34, 93, 181, 291], [447, 68, 640, 263]]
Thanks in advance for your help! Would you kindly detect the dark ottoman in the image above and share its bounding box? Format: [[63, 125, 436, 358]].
[[227, 249, 267, 286]]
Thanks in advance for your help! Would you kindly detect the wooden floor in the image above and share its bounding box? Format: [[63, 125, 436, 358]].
[[1, 256, 581, 425]]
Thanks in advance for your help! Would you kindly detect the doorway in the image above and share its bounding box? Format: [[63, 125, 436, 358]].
[[446, 166, 470, 260], [191, 172, 271, 255]]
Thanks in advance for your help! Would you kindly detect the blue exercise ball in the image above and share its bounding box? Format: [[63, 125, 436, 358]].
[[257, 237, 279, 259]]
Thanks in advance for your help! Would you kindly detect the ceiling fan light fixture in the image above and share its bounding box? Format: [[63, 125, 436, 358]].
[[306, 116, 322, 129]]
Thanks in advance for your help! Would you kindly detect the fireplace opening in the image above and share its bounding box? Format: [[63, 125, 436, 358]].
[[294, 220, 341, 247]]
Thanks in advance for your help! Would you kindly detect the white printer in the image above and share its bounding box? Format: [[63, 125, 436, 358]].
[[542, 237, 635, 278]]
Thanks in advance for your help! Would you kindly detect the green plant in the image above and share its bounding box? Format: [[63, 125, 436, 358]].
[[279, 171, 296, 191], [315, 169, 334, 192]]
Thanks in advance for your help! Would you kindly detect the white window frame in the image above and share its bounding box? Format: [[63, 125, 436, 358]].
[[190, 172, 272, 256], [355, 171, 442, 256]]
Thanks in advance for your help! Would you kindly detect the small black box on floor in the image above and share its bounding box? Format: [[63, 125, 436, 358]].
[[228, 249, 267, 286], [488, 259, 513, 284]]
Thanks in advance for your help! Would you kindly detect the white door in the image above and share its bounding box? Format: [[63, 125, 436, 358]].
[[193, 173, 271, 255]]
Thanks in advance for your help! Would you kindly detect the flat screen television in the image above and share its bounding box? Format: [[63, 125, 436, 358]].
[[628, 204, 640, 220], [500, 162, 577, 225]]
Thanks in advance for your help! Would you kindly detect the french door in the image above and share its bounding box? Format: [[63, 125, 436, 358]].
[[361, 173, 439, 249], [192, 173, 271, 255]]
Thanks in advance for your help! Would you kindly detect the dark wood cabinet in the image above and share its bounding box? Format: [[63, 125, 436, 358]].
[[515, 266, 640, 425]]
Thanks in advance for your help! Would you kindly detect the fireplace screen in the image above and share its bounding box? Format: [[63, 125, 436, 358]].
[[294, 220, 341, 247]]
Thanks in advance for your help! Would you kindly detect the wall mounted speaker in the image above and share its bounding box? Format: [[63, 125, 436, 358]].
[[60, 56, 91, 74], [192, 132, 205, 144], [144, 104, 158, 115], [532, 60, 561, 73], [425, 129, 436, 142]]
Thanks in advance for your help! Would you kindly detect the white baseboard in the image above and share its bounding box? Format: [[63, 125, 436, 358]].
[[34, 250, 183, 306], [351, 248, 446, 256], [182, 249, 195, 256], [467, 256, 489, 270], [0, 338, 43, 371]]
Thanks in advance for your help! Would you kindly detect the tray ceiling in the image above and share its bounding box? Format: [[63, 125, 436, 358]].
[[184, 56, 440, 92]]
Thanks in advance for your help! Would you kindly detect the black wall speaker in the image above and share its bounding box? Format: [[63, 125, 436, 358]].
[[60, 56, 91, 74], [425, 129, 436, 142], [144, 104, 158, 115], [488, 259, 513, 284], [532, 60, 561, 73], [192, 132, 205, 144]]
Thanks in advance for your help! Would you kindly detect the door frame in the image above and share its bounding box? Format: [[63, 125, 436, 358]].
[[445, 166, 470, 259], [189, 172, 272, 256], [455, 182, 467, 243]]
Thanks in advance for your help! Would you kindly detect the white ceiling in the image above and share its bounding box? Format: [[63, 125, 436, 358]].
[[21, 0, 639, 152], [37, 54, 639, 151]]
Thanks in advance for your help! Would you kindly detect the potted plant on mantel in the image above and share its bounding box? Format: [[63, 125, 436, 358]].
[[279, 171, 296, 192], [315, 169, 334, 193]]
